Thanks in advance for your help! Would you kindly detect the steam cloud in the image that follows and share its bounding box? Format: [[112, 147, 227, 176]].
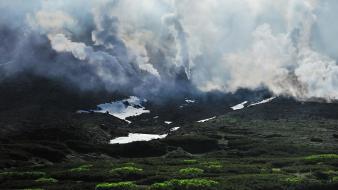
[[1, 0, 338, 100]]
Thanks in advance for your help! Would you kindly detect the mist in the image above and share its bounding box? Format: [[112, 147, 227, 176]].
[[1, 0, 338, 101]]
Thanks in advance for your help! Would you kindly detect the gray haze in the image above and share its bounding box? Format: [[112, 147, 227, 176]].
[[1, 0, 338, 100]]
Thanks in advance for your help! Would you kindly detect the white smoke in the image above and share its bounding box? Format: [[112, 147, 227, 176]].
[[162, 12, 191, 79], [48, 33, 129, 89], [222, 0, 338, 100], [1, 0, 338, 100]]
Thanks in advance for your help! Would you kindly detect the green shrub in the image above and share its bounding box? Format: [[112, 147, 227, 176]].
[[271, 168, 282, 173], [224, 174, 287, 189], [122, 162, 137, 167], [206, 164, 222, 169], [111, 166, 143, 176], [69, 164, 93, 172], [208, 165, 223, 171], [204, 163, 223, 173], [203, 161, 221, 165], [95, 181, 137, 190], [324, 170, 338, 176], [35, 177, 58, 183], [283, 176, 304, 185], [150, 178, 219, 190], [0, 171, 46, 180], [304, 154, 338, 162], [179, 168, 204, 177], [332, 176, 338, 183], [150, 182, 169, 190], [183, 160, 198, 164]]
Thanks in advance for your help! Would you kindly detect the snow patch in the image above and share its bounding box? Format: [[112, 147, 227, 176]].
[[185, 99, 195, 103], [197, 116, 216, 123], [249, 97, 276, 106], [231, 101, 248, 110], [110, 133, 167, 144], [77, 96, 150, 123], [170, 127, 180, 132], [164, 121, 173, 124]]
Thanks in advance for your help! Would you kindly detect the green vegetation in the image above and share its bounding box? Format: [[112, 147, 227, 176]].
[[35, 177, 58, 183], [110, 166, 143, 176], [122, 162, 137, 167], [203, 162, 223, 173], [0, 171, 46, 179], [284, 176, 304, 185], [333, 176, 338, 182], [224, 174, 288, 190], [271, 168, 282, 173], [69, 164, 93, 172], [304, 154, 338, 161], [150, 178, 219, 190], [2, 117, 338, 189], [95, 182, 137, 190], [179, 168, 204, 177], [183, 159, 198, 164], [205, 165, 223, 173]]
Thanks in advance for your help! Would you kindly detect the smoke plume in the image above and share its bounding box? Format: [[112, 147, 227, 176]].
[[1, 0, 338, 100]]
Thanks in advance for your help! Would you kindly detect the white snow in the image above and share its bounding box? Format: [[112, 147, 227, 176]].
[[231, 101, 248, 110], [249, 97, 276, 106], [92, 96, 150, 123], [153, 116, 159, 119], [170, 127, 180, 132], [110, 133, 168, 144], [185, 99, 195, 103], [164, 121, 173, 124], [230, 97, 276, 111], [197, 116, 216, 123]]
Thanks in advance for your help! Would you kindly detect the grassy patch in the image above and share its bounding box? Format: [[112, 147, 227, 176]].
[[69, 164, 93, 172], [122, 162, 137, 167], [35, 177, 58, 183], [333, 176, 338, 182], [202, 161, 223, 173], [183, 160, 198, 165], [150, 178, 219, 190], [110, 166, 143, 177], [283, 176, 304, 185], [95, 181, 137, 190], [205, 164, 223, 171], [305, 154, 338, 161], [224, 174, 288, 189], [179, 168, 204, 177], [0, 171, 46, 180], [271, 168, 282, 173]]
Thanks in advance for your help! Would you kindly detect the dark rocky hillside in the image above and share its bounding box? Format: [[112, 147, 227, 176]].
[[0, 73, 338, 190]]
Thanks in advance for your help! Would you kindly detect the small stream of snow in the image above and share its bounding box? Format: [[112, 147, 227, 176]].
[[231, 101, 248, 110], [197, 116, 216, 123]]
